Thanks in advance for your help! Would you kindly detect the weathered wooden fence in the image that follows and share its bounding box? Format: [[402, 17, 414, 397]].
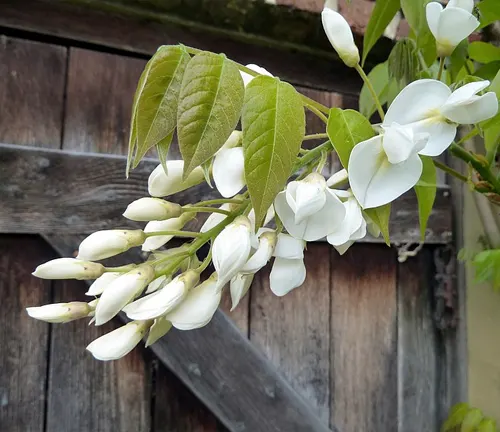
[[0, 1, 466, 431]]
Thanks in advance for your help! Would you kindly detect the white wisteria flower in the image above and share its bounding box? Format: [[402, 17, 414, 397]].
[[240, 64, 273, 87], [321, 1, 360, 67], [146, 317, 172, 347], [274, 173, 346, 241], [94, 264, 155, 325], [123, 197, 182, 222], [327, 195, 367, 254], [426, 0, 479, 57], [86, 272, 121, 296], [270, 234, 306, 296], [26, 301, 94, 323], [212, 216, 252, 290], [32, 258, 104, 280], [165, 273, 221, 330], [123, 270, 199, 320], [148, 160, 204, 197], [145, 274, 171, 295], [348, 123, 428, 209], [240, 231, 277, 274], [384, 79, 498, 157], [142, 212, 195, 251], [77, 230, 146, 261], [213, 147, 246, 198], [87, 320, 152, 361], [230, 273, 254, 311]]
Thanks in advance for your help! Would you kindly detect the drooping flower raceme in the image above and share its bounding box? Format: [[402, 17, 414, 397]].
[[321, 1, 360, 67], [426, 0, 479, 57], [349, 123, 428, 209], [383, 79, 498, 157], [274, 172, 346, 241]]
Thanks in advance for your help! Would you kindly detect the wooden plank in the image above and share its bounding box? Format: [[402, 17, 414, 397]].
[[0, 36, 66, 432], [0, 145, 453, 244], [250, 244, 331, 423], [397, 248, 439, 431], [44, 234, 334, 432], [0, 0, 365, 94], [330, 244, 398, 432], [0, 236, 56, 432]]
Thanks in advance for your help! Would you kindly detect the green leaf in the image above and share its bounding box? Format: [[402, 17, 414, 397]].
[[449, 40, 470, 82], [401, 0, 430, 36], [177, 52, 245, 178], [364, 204, 391, 245], [327, 108, 375, 169], [362, 0, 401, 66], [477, 0, 500, 28], [477, 419, 497, 432], [134, 45, 190, 167], [475, 61, 500, 81], [415, 156, 436, 241], [127, 56, 154, 177], [359, 62, 389, 119], [442, 403, 471, 431], [483, 70, 500, 161], [469, 41, 500, 64], [473, 249, 500, 290], [388, 38, 421, 85], [242, 76, 305, 227], [461, 409, 483, 432], [155, 131, 174, 175]]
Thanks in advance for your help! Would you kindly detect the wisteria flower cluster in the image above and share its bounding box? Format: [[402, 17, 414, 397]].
[[27, 0, 500, 361]]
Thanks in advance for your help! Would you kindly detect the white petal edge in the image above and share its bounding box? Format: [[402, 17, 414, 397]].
[[270, 258, 306, 297], [213, 147, 245, 198]]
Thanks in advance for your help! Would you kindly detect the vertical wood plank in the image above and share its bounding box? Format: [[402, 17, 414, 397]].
[[250, 244, 331, 423], [397, 248, 439, 431], [330, 244, 398, 432], [46, 47, 152, 432], [0, 236, 56, 432], [0, 36, 66, 432], [219, 291, 249, 336]]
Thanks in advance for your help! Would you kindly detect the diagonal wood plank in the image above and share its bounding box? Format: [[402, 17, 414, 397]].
[[43, 234, 334, 432], [0, 144, 453, 244]]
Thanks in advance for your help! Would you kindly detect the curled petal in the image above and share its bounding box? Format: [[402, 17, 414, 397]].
[[86, 272, 121, 296], [148, 161, 204, 198], [241, 232, 276, 274], [230, 273, 254, 311], [213, 147, 246, 198], [382, 123, 428, 164], [200, 203, 231, 233], [435, 7, 479, 53], [442, 92, 499, 125], [349, 136, 423, 209], [286, 173, 327, 224], [408, 118, 457, 157], [426, 2, 443, 37], [273, 233, 305, 259], [270, 258, 306, 297], [146, 317, 172, 347], [327, 197, 364, 246]]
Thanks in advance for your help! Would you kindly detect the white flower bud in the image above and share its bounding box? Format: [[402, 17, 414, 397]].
[[200, 203, 233, 233], [123, 270, 200, 320], [32, 258, 104, 280], [145, 275, 171, 294], [240, 231, 277, 274], [212, 216, 252, 290], [87, 320, 152, 361], [85, 272, 121, 296], [213, 147, 245, 198], [148, 160, 204, 197], [286, 172, 327, 224], [26, 302, 92, 323], [145, 317, 172, 347], [142, 212, 195, 251], [218, 130, 242, 152], [123, 197, 182, 222], [94, 264, 155, 326], [230, 273, 254, 311], [77, 230, 146, 261], [240, 64, 273, 87], [165, 273, 221, 330], [321, 5, 360, 67]]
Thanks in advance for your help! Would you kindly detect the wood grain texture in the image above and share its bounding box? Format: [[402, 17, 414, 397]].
[[397, 248, 439, 432], [0, 236, 56, 432], [250, 244, 331, 423], [44, 234, 333, 432], [0, 0, 365, 94], [64, 48, 146, 154], [45, 279, 152, 432], [330, 244, 398, 432], [219, 290, 249, 336], [0, 36, 66, 148], [0, 145, 453, 244]]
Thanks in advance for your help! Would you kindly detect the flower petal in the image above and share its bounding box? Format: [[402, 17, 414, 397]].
[[200, 204, 231, 233], [349, 136, 423, 208], [270, 258, 306, 296], [382, 123, 429, 164], [384, 79, 451, 126], [426, 2, 443, 38], [448, 0, 474, 13], [334, 241, 354, 255], [145, 317, 172, 347], [273, 233, 305, 259], [444, 81, 491, 106], [410, 118, 457, 157], [442, 92, 499, 124], [327, 197, 364, 246], [302, 189, 345, 241], [213, 147, 246, 198], [230, 273, 254, 311], [240, 64, 272, 87], [436, 7, 479, 48], [148, 161, 204, 197]]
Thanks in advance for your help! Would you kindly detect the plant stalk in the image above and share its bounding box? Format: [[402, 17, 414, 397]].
[[354, 64, 385, 120]]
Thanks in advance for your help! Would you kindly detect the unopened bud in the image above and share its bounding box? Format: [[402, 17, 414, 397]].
[[27, 302, 92, 323], [32, 258, 104, 280], [123, 197, 182, 221], [148, 160, 204, 197], [77, 230, 146, 261]]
